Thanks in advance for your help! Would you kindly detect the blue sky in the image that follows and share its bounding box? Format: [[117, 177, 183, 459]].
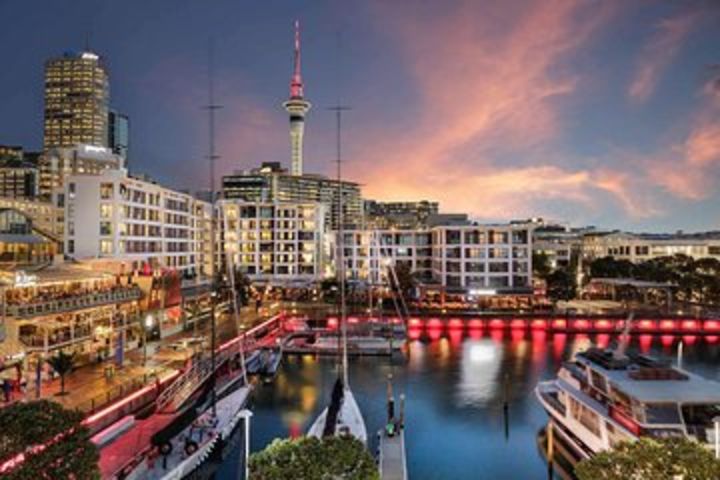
[[0, 0, 719, 232]]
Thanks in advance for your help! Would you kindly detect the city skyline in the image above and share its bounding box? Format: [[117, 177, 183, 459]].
[[1, 0, 719, 232]]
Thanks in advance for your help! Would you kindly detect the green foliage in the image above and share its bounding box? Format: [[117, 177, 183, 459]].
[[0, 400, 100, 479], [46, 350, 75, 395], [250, 435, 379, 480], [575, 437, 720, 480], [587, 254, 720, 305], [546, 268, 576, 301]]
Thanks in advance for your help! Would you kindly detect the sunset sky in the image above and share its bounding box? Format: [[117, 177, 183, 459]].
[[1, 0, 719, 231]]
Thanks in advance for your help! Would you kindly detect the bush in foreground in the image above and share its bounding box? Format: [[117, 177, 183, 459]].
[[250, 435, 379, 480], [575, 437, 720, 480], [0, 400, 99, 479]]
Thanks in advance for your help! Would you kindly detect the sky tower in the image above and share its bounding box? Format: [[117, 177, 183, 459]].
[[283, 20, 311, 176]]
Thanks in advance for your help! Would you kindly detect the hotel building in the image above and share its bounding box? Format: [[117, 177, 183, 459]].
[[43, 51, 109, 150], [219, 199, 327, 284], [63, 169, 211, 277]]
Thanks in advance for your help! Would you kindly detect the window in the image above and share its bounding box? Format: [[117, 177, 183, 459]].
[[100, 183, 113, 199], [100, 221, 112, 236], [67, 239, 75, 254], [100, 204, 113, 219], [100, 240, 113, 254]]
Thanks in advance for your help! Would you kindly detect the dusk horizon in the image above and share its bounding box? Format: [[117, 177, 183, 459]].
[[1, 0, 719, 232]]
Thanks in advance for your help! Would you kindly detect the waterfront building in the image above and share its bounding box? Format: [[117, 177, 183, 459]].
[[338, 229, 433, 285], [0, 157, 39, 199], [0, 197, 62, 240], [222, 162, 362, 230], [0, 208, 57, 266], [582, 231, 720, 263], [219, 199, 328, 284], [43, 51, 109, 150], [282, 21, 311, 177], [63, 169, 211, 277], [430, 224, 533, 292], [0, 263, 143, 370], [108, 109, 129, 164]]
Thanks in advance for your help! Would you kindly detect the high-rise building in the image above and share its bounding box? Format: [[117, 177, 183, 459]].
[[108, 110, 129, 164], [43, 51, 109, 150], [0, 158, 39, 199], [282, 21, 311, 176], [222, 162, 362, 230]]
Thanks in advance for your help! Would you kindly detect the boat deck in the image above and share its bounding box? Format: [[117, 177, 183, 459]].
[[379, 430, 407, 480]]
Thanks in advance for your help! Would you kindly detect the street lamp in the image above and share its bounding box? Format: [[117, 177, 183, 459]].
[[143, 314, 154, 366]]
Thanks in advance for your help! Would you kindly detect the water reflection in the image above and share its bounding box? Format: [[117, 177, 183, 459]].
[[249, 327, 720, 479]]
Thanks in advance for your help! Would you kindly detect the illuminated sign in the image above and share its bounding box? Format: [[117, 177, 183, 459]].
[[14, 271, 37, 287]]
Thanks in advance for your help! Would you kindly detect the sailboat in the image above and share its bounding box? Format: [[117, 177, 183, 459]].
[[307, 105, 368, 444]]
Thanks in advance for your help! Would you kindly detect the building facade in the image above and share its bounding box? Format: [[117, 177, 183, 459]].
[[219, 200, 327, 283], [431, 224, 533, 292], [363, 200, 440, 228], [0, 158, 39, 199], [582, 232, 720, 263], [43, 51, 109, 150], [64, 169, 211, 277], [222, 162, 362, 230], [338, 229, 433, 285]]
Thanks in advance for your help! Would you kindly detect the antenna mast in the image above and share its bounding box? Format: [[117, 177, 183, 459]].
[[205, 39, 222, 416], [329, 104, 351, 386]]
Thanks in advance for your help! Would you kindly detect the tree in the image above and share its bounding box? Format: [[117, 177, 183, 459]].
[[390, 262, 417, 300], [0, 400, 100, 479], [249, 435, 379, 480], [575, 437, 720, 480], [46, 350, 75, 396], [532, 251, 552, 279], [546, 268, 576, 301]]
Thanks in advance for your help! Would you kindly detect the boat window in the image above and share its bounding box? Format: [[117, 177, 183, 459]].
[[569, 397, 601, 437], [590, 369, 608, 394], [644, 403, 681, 424]]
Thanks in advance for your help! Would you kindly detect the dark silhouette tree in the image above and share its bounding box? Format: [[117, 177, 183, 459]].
[[46, 350, 75, 396]]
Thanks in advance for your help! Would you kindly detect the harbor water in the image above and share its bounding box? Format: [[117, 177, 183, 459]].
[[225, 327, 720, 479]]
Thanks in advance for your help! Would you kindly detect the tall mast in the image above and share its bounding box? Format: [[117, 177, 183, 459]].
[[330, 104, 351, 386], [205, 39, 222, 415]]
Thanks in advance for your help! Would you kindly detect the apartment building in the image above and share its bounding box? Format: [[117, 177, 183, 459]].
[[219, 200, 327, 283], [583, 231, 720, 263], [431, 224, 533, 292], [64, 169, 210, 277], [338, 229, 433, 285]]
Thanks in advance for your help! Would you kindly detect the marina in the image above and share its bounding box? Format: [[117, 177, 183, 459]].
[[247, 327, 720, 479]]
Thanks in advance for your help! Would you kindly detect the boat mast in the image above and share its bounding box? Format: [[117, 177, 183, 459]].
[[330, 104, 351, 386], [206, 39, 222, 415]]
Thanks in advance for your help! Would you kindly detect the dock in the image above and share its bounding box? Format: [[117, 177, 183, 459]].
[[378, 429, 407, 480]]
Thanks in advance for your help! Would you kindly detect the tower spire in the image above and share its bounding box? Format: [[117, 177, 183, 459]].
[[283, 19, 311, 176], [290, 19, 304, 99]]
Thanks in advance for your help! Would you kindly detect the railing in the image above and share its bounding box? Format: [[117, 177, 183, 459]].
[[7, 287, 143, 319]]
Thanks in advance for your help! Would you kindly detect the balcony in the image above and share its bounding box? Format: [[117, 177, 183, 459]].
[[7, 286, 144, 319]]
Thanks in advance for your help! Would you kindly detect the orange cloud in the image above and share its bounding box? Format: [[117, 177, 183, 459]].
[[347, 0, 643, 220], [627, 10, 698, 103]]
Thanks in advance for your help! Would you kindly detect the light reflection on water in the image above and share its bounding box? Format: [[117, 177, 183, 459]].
[[242, 329, 720, 479]]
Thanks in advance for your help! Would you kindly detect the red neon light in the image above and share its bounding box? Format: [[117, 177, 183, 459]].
[[391, 317, 402, 325], [468, 318, 483, 329], [660, 320, 675, 330], [552, 319, 567, 329], [639, 334, 652, 353], [448, 318, 463, 330], [510, 319, 526, 329], [490, 329, 504, 343], [595, 319, 612, 330], [427, 326, 442, 341], [682, 335, 697, 345], [573, 319, 590, 330], [638, 320, 654, 330], [661, 335, 675, 348], [427, 318, 443, 329], [468, 327, 483, 340], [511, 329, 525, 343], [682, 320, 698, 330], [489, 318, 504, 329], [408, 327, 422, 341], [348, 316, 359, 325], [326, 318, 338, 330], [531, 319, 547, 330], [596, 334, 610, 349], [706, 335, 718, 344], [704, 320, 720, 331], [408, 318, 422, 328]]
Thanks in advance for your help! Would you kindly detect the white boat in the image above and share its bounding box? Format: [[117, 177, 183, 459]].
[[122, 386, 251, 480], [307, 380, 368, 444], [536, 346, 720, 458]]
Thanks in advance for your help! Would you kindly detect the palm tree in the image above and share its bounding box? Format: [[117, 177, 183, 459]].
[[46, 350, 76, 396]]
